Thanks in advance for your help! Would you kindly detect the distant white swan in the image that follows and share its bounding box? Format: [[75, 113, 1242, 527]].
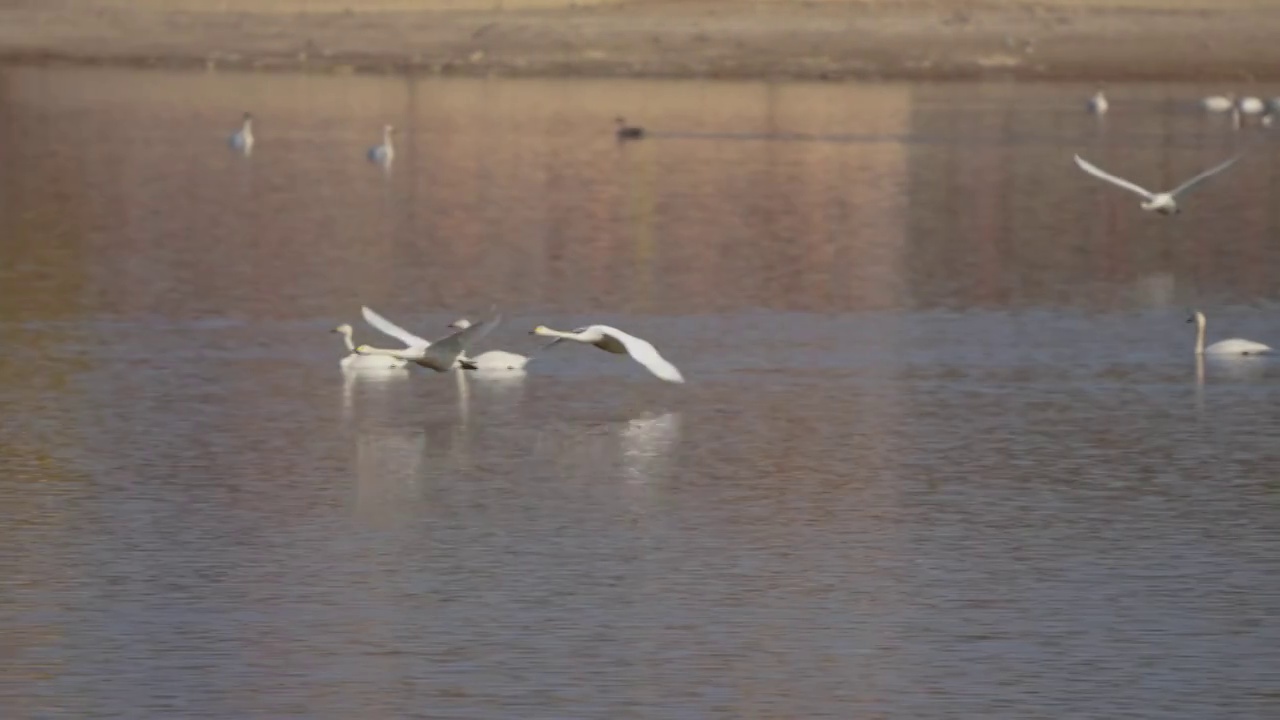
[[1073, 153, 1240, 215], [367, 124, 395, 165], [1188, 310, 1272, 356], [1087, 89, 1108, 115], [1202, 95, 1234, 113], [331, 323, 408, 370], [1238, 96, 1266, 115], [449, 318, 530, 370], [358, 315, 502, 372], [532, 324, 684, 383], [229, 112, 254, 154]]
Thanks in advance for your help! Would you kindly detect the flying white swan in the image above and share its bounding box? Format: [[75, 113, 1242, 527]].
[[449, 318, 531, 370], [367, 124, 395, 165], [1188, 310, 1272, 356], [357, 315, 502, 372], [1202, 95, 1234, 113], [1087, 89, 1108, 115], [532, 324, 684, 383], [331, 323, 408, 370], [1072, 153, 1240, 215], [229, 112, 254, 154]]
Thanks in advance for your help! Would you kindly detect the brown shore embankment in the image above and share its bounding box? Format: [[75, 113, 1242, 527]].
[[2, 1, 1280, 82]]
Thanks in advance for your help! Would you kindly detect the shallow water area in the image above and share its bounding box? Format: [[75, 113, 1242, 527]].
[[1, 68, 1279, 719]]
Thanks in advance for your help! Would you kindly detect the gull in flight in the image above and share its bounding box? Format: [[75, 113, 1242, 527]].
[[532, 324, 684, 383], [1072, 154, 1240, 215]]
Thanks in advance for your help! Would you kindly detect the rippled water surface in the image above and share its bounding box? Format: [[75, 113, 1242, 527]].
[[2, 68, 1279, 719]]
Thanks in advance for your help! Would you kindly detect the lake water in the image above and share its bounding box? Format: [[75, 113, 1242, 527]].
[[1, 67, 1278, 719]]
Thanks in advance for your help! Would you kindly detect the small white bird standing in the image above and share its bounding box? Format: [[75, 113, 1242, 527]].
[[331, 323, 408, 371], [229, 112, 254, 155], [1187, 311, 1272, 356], [532, 324, 684, 383], [367, 124, 395, 165], [1087, 89, 1108, 115], [1072, 153, 1240, 215]]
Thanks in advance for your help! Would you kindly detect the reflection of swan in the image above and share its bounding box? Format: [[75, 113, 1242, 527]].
[[1087, 89, 1108, 115], [331, 324, 408, 370], [367, 124, 395, 165], [354, 430, 426, 527], [449, 318, 530, 370], [1073, 153, 1240, 215], [229, 111, 253, 155], [619, 411, 682, 483], [358, 315, 502, 372], [1188, 310, 1272, 355], [532, 324, 684, 383]]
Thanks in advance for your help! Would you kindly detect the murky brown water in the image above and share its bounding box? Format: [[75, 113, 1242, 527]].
[[2, 67, 1279, 719]]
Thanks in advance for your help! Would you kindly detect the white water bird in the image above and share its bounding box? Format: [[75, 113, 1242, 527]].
[[1238, 96, 1266, 115], [358, 315, 502, 372], [1072, 153, 1240, 215], [1188, 311, 1272, 356], [1202, 95, 1234, 113], [229, 112, 254, 154], [1087, 89, 1108, 115], [367, 124, 395, 165], [331, 323, 408, 370], [448, 318, 531, 370], [359, 306, 480, 369], [532, 324, 684, 384]]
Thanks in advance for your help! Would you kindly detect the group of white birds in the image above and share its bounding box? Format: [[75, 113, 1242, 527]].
[[333, 307, 687, 383], [1080, 89, 1272, 356], [229, 112, 397, 165]]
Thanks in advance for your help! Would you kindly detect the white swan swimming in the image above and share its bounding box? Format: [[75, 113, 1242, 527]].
[[532, 324, 684, 383], [367, 124, 395, 165], [1087, 89, 1108, 115], [331, 323, 408, 370], [229, 112, 254, 154], [1238, 96, 1266, 115], [1202, 95, 1234, 113], [449, 318, 530, 370], [1073, 153, 1240, 215], [357, 315, 502, 372], [1188, 311, 1272, 356]]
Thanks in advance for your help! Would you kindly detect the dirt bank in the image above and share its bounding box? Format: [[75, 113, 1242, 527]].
[[2, 1, 1280, 82]]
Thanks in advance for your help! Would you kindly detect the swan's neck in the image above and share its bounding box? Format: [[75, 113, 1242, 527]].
[[358, 346, 404, 358], [540, 328, 581, 341], [383, 128, 393, 148], [1195, 317, 1206, 355], [338, 328, 355, 352], [242, 118, 253, 135]]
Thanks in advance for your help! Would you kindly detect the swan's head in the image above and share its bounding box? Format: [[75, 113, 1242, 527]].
[[531, 325, 553, 336], [1186, 310, 1206, 326], [384, 124, 395, 134], [243, 111, 253, 122], [449, 318, 473, 330], [331, 323, 352, 335]]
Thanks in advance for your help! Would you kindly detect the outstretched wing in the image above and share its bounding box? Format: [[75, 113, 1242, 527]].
[[417, 315, 502, 372], [606, 329, 685, 384], [1073, 155, 1155, 199], [361, 306, 430, 351], [1170, 155, 1241, 197]]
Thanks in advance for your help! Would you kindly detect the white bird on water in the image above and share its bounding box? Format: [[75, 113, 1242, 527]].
[[357, 315, 502, 373], [532, 324, 684, 384], [1202, 95, 1234, 113], [1238, 96, 1266, 115], [367, 124, 395, 165], [1087, 89, 1108, 115], [331, 323, 408, 371], [1072, 153, 1240, 215], [1188, 311, 1272, 356], [229, 112, 254, 154], [449, 318, 531, 370]]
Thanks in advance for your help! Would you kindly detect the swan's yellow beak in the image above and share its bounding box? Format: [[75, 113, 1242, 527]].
[[355, 344, 370, 353], [530, 325, 549, 336]]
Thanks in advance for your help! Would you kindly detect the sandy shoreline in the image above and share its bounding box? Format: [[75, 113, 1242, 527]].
[[3, 1, 1280, 82]]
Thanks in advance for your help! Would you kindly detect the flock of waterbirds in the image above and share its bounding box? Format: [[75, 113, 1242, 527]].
[[232, 92, 1271, 386]]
